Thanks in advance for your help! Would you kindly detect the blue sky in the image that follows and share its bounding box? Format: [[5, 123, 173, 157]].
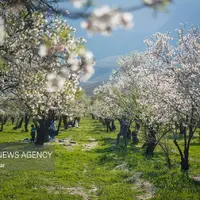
[[58, 0, 200, 83], [59, 0, 200, 59]]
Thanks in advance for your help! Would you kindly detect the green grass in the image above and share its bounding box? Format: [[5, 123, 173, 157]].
[[0, 118, 200, 200]]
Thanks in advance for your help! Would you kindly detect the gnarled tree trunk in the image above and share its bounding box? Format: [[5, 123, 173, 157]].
[[35, 118, 49, 145], [63, 115, 68, 129], [145, 126, 157, 156]]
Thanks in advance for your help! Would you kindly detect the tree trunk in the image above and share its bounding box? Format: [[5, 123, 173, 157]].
[[18, 117, 24, 129], [35, 118, 49, 145], [0, 122, 3, 132], [180, 122, 186, 135], [12, 117, 24, 130], [63, 116, 68, 129], [116, 119, 128, 147], [11, 117, 15, 124], [91, 113, 95, 119], [105, 119, 112, 133], [3, 116, 8, 125], [56, 116, 62, 135], [100, 118, 105, 125], [111, 120, 116, 131], [0, 117, 3, 131], [13, 117, 19, 130], [24, 113, 30, 132], [174, 139, 190, 171], [127, 128, 131, 140], [181, 156, 189, 171], [145, 126, 157, 156]]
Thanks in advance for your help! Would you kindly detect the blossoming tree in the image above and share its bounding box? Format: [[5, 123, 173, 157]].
[[92, 25, 200, 171], [0, 4, 94, 144]]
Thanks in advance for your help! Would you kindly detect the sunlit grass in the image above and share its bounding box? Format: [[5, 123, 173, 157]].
[[0, 117, 199, 199]]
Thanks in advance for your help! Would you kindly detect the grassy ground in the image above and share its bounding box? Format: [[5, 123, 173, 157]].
[[0, 118, 200, 200]]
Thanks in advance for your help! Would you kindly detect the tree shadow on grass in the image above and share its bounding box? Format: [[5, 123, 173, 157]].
[[93, 138, 142, 162], [98, 137, 116, 145], [89, 120, 119, 135], [94, 137, 143, 154], [190, 141, 200, 146], [88, 124, 106, 134]]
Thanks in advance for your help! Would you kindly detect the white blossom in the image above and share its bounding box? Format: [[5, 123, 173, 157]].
[[80, 67, 94, 82], [38, 44, 48, 57], [0, 17, 4, 45], [144, 0, 171, 6], [81, 6, 134, 35], [70, 0, 87, 8]]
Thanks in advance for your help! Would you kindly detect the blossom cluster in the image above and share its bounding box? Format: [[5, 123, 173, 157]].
[[81, 6, 133, 35], [0, 17, 4, 45], [92, 25, 200, 130], [70, 0, 87, 8], [0, 10, 93, 117]]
